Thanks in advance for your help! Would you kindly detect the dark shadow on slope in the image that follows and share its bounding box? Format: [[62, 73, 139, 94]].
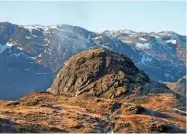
[[0, 118, 17, 132], [0, 117, 67, 133], [142, 109, 172, 119]]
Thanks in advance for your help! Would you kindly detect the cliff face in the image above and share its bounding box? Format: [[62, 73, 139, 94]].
[[48, 48, 173, 98]]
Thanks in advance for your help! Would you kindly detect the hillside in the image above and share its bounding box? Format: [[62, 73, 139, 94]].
[[0, 92, 185, 133], [0, 48, 185, 133]]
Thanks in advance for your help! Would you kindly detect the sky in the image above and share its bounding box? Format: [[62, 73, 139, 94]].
[[0, 1, 186, 35]]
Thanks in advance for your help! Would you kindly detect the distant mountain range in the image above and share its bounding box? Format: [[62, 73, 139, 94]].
[[0, 22, 186, 100]]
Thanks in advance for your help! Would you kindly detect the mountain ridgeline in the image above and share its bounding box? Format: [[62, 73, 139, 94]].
[[0, 22, 186, 99]]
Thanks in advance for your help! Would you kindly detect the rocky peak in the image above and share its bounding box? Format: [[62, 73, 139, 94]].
[[47, 48, 173, 98]]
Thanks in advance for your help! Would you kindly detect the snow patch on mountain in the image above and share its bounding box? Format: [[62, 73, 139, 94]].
[[166, 39, 177, 44], [135, 43, 151, 49], [6, 42, 14, 47], [103, 29, 136, 37], [23, 25, 58, 33], [23, 25, 44, 32], [49, 25, 58, 29], [0, 42, 14, 53], [139, 37, 147, 41], [25, 36, 32, 39], [140, 54, 153, 65], [17, 47, 23, 50], [94, 36, 103, 40]]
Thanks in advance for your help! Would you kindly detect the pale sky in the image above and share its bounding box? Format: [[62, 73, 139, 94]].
[[0, 1, 186, 35]]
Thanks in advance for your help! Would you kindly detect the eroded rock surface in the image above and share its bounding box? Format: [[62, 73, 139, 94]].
[[48, 48, 173, 98]]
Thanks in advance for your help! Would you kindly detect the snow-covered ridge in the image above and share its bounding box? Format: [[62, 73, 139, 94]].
[[21, 24, 85, 32], [103, 29, 136, 37], [109, 29, 136, 34], [21, 25, 58, 32], [0, 42, 15, 53]]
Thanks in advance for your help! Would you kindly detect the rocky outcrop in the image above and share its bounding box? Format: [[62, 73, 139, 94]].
[[48, 48, 173, 98], [166, 76, 186, 96], [0, 49, 185, 133]]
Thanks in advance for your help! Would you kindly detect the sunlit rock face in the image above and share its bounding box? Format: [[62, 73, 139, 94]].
[[48, 48, 174, 99]]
